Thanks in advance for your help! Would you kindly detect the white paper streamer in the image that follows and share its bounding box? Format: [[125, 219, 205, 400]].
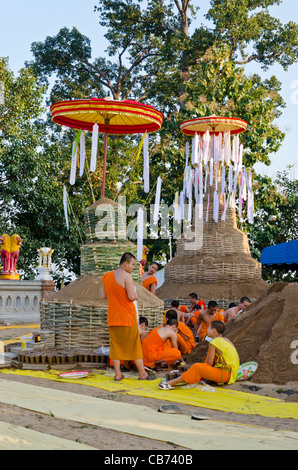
[[153, 176, 162, 223], [221, 165, 225, 194], [69, 140, 77, 185], [194, 167, 199, 205], [224, 131, 231, 164], [90, 123, 98, 172], [137, 208, 144, 262], [180, 191, 185, 220], [213, 191, 219, 223], [63, 185, 69, 230], [174, 192, 180, 222], [192, 133, 199, 165], [228, 164, 233, 193], [143, 133, 150, 193], [209, 157, 214, 186], [79, 131, 86, 177], [221, 193, 228, 221], [203, 129, 210, 165]]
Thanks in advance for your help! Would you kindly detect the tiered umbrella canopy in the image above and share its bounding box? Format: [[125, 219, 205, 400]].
[[176, 115, 254, 223], [51, 98, 164, 197]]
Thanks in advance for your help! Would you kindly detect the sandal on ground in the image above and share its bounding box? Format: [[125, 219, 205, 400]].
[[114, 375, 124, 381], [158, 382, 175, 390], [138, 374, 154, 381]]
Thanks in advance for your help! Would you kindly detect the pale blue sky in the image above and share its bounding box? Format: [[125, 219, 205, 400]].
[[0, 0, 297, 178]]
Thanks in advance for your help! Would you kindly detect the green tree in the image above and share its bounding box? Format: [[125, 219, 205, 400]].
[[240, 167, 298, 281], [0, 58, 85, 279], [24, 0, 298, 267]]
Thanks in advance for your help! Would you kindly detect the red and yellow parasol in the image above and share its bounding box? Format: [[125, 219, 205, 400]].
[[51, 98, 164, 196], [180, 115, 247, 136]]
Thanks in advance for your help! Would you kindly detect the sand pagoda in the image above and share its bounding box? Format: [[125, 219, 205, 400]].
[[157, 116, 268, 307], [157, 195, 268, 307], [40, 197, 164, 351]]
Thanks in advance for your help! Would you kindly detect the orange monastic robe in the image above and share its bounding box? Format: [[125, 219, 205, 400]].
[[141, 327, 181, 368], [141, 275, 157, 293], [102, 271, 143, 361], [198, 311, 225, 342], [177, 322, 195, 354]]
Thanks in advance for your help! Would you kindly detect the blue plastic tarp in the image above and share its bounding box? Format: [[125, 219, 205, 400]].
[[261, 240, 298, 269]]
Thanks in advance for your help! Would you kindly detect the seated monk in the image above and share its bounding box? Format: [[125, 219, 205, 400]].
[[139, 316, 148, 342], [224, 297, 251, 323], [164, 300, 185, 323], [164, 310, 195, 355], [141, 318, 181, 369], [193, 300, 224, 342], [158, 321, 240, 390], [185, 303, 202, 328], [188, 292, 206, 312], [141, 262, 158, 295]]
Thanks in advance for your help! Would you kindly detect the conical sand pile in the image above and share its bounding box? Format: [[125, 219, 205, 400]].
[[185, 282, 298, 385]]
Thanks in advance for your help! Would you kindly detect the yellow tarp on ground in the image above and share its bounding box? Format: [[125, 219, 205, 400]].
[[0, 377, 297, 450], [1, 369, 297, 420], [0, 420, 95, 450]]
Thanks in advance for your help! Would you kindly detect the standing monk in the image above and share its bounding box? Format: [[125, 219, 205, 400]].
[[101, 252, 152, 381]]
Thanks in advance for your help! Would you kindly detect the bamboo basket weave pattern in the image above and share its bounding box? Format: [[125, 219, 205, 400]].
[[165, 262, 261, 283], [81, 241, 140, 281], [40, 299, 164, 350]]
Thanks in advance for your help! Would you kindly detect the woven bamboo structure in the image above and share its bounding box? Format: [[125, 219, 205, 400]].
[[41, 196, 164, 351], [41, 274, 164, 349], [157, 189, 268, 307], [81, 197, 139, 280]]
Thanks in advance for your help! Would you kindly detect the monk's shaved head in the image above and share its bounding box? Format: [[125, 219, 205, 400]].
[[119, 252, 136, 265]]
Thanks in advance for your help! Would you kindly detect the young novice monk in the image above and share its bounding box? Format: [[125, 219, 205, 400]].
[[139, 316, 148, 342], [158, 321, 240, 390], [141, 318, 181, 369], [193, 300, 224, 342], [164, 310, 195, 355], [164, 301, 185, 324], [141, 262, 158, 295]]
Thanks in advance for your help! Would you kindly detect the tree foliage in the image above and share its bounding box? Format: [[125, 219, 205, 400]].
[[0, 1, 296, 280]]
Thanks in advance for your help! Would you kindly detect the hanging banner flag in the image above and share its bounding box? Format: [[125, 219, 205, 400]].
[[174, 192, 180, 222], [143, 133, 150, 193], [153, 176, 162, 223], [221, 164, 226, 194], [136, 132, 146, 161], [228, 164, 233, 193], [194, 167, 199, 205], [70, 140, 77, 185], [238, 143, 243, 169], [90, 123, 99, 172], [63, 185, 69, 230], [224, 131, 231, 163], [203, 129, 210, 165], [213, 191, 219, 223], [137, 208, 144, 262], [180, 191, 185, 220], [192, 132, 199, 165], [79, 131, 86, 177]]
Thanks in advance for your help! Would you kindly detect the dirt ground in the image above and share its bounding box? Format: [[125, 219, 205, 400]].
[[0, 324, 297, 450]]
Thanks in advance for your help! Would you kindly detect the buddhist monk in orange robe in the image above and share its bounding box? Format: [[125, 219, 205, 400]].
[[101, 252, 152, 381], [163, 309, 195, 354], [159, 321, 240, 390], [141, 319, 181, 368], [141, 262, 158, 295], [193, 300, 224, 342]]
